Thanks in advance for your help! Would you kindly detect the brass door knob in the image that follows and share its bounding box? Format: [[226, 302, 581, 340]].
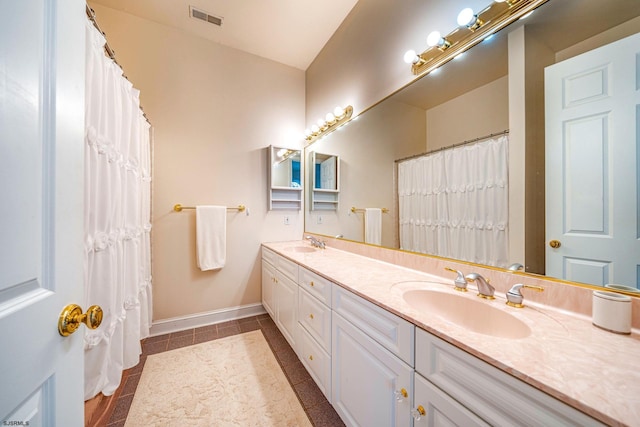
[[549, 239, 561, 249], [58, 304, 103, 337]]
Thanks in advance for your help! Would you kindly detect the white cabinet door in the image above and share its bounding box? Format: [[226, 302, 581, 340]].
[[261, 260, 276, 317], [413, 373, 489, 427], [275, 272, 299, 350], [332, 312, 413, 427]]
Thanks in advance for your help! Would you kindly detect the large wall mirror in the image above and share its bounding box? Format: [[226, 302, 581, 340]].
[[304, 0, 640, 291]]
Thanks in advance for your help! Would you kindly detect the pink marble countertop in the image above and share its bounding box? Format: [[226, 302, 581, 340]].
[[263, 240, 640, 427]]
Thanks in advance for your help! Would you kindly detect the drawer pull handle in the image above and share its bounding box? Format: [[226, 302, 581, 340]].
[[411, 405, 426, 420], [309, 313, 314, 319], [310, 281, 315, 287], [394, 388, 408, 402], [309, 355, 313, 361]]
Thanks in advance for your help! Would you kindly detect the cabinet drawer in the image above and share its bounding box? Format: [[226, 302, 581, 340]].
[[333, 284, 414, 367], [262, 246, 277, 266], [299, 325, 331, 402], [415, 328, 604, 427], [298, 267, 332, 306], [276, 254, 298, 283], [298, 288, 331, 352], [413, 372, 489, 427]]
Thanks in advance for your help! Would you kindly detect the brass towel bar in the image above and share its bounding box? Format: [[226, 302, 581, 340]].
[[174, 204, 246, 213], [350, 207, 389, 214]]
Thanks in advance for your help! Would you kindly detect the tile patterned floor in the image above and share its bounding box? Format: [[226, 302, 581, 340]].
[[106, 314, 345, 426]]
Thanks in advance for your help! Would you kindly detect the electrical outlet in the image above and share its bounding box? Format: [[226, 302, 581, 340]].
[[283, 216, 290, 225], [317, 215, 323, 224]]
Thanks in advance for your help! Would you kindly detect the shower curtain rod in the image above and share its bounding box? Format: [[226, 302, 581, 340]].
[[395, 129, 509, 163], [85, 4, 151, 125]]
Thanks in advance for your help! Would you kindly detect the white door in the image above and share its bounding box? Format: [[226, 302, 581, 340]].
[[545, 32, 640, 287], [0, 0, 87, 425]]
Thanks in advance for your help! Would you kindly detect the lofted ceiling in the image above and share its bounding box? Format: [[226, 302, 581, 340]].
[[89, 0, 359, 70]]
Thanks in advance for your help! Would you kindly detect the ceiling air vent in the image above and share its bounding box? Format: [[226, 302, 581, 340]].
[[190, 6, 223, 27]]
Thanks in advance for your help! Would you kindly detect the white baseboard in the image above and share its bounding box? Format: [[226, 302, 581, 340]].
[[149, 303, 267, 337]]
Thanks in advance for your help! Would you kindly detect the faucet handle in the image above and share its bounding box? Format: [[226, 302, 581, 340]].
[[444, 267, 468, 292], [506, 283, 544, 308]]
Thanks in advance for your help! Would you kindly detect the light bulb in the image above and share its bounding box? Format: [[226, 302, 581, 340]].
[[311, 124, 320, 133], [277, 148, 287, 157], [427, 31, 442, 47], [333, 106, 345, 117], [304, 129, 312, 138], [403, 50, 419, 65], [317, 118, 325, 128], [457, 8, 475, 26], [325, 112, 336, 123]]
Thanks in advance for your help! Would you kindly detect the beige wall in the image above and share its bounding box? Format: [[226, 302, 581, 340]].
[[426, 76, 509, 151], [90, 4, 305, 321]]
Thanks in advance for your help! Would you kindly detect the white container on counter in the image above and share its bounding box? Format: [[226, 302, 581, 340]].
[[592, 290, 632, 334]]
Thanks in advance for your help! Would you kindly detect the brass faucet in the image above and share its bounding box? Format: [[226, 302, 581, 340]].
[[305, 235, 325, 249], [465, 273, 495, 299], [507, 263, 524, 272]]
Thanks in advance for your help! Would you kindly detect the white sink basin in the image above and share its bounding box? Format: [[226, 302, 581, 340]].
[[403, 289, 531, 339], [284, 246, 317, 253]]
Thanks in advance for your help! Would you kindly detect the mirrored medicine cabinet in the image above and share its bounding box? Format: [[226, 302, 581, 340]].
[[309, 151, 340, 211], [268, 145, 302, 210]]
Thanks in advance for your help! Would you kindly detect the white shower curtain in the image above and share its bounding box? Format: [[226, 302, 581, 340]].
[[83, 19, 153, 400], [398, 135, 508, 267]]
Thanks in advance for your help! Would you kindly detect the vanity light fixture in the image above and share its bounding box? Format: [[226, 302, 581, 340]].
[[273, 148, 297, 165], [304, 105, 353, 145], [405, 0, 548, 76], [457, 8, 484, 31], [403, 50, 426, 66], [426, 31, 451, 50], [519, 10, 534, 20]]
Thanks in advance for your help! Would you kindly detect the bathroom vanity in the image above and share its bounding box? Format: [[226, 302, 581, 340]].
[[262, 240, 640, 427]]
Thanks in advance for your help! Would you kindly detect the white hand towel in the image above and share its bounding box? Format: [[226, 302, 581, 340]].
[[196, 205, 226, 271], [365, 208, 382, 245]]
